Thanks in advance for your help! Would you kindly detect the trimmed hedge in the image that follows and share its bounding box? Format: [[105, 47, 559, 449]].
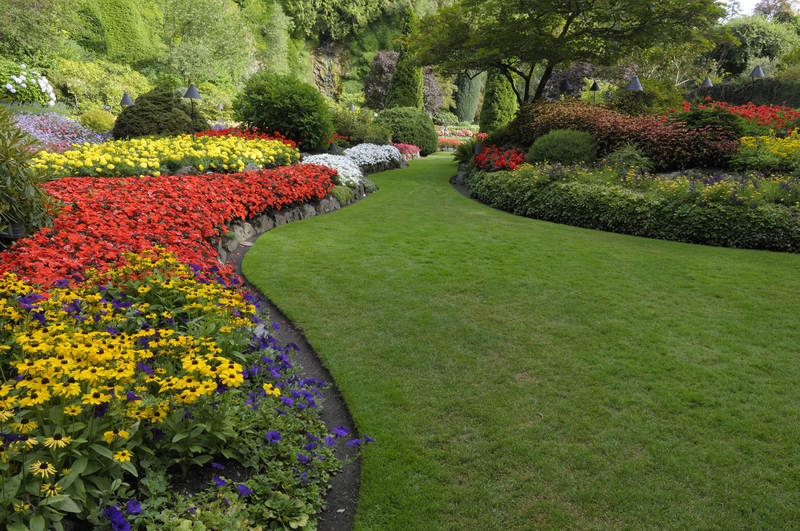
[[374, 106, 438, 156], [465, 170, 800, 252]]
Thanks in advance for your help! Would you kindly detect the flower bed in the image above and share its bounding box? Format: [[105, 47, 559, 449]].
[[0, 249, 368, 530], [342, 143, 401, 167], [12, 113, 108, 153], [438, 138, 463, 150], [473, 145, 526, 172], [0, 166, 336, 287], [31, 135, 300, 178], [663, 99, 800, 134], [390, 143, 420, 162], [301, 154, 363, 187]]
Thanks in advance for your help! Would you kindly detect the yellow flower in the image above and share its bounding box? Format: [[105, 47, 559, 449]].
[[43, 433, 72, 449], [114, 450, 133, 462], [263, 383, 281, 397], [13, 501, 31, 512], [41, 482, 62, 497], [64, 404, 83, 416], [82, 388, 111, 406], [103, 427, 130, 444], [10, 418, 37, 433], [30, 460, 57, 478]]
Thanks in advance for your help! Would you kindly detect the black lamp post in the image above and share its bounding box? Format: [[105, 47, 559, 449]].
[[184, 83, 201, 133], [625, 76, 643, 92], [560, 78, 573, 95], [120, 92, 134, 138], [700, 76, 713, 88], [589, 80, 600, 103], [349, 104, 356, 112]]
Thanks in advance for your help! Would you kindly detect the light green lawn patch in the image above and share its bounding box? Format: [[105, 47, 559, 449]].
[[243, 153, 800, 530]]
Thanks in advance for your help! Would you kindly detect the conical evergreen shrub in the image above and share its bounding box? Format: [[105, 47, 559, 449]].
[[112, 87, 209, 139], [479, 67, 518, 133], [453, 71, 484, 123], [384, 9, 423, 110]]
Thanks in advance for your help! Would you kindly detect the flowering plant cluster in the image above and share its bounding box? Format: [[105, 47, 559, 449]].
[[473, 145, 526, 172], [2, 64, 56, 106], [731, 131, 800, 173], [31, 135, 300, 178], [390, 143, 421, 161], [438, 138, 464, 149], [194, 127, 298, 150], [0, 165, 336, 286], [434, 126, 478, 137], [301, 154, 363, 187], [342, 143, 402, 166], [0, 249, 371, 530], [12, 113, 108, 154], [663, 98, 800, 134]]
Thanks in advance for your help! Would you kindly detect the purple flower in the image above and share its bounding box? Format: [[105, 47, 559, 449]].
[[211, 462, 226, 469], [346, 439, 363, 446], [126, 499, 142, 515], [212, 475, 227, 486], [299, 472, 309, 485], [297, 453, 311, 465], [332, 426, 349, 437], [94, 402, 110, 418], [125, 391, 142, 403], [236, 484, 253, 497], [364, 435, 376, 443], [266, 430, 282, 444], [274, 408, 288, 415], [307, 433, 319, 441], [302, 442, 317, 452], [323, 436, 337, 448], [102, 505, 130, 531], [280, 396, 294, 406]]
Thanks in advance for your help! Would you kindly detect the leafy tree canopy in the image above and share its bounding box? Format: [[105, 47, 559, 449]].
[[281, 0, 384, 41], [0, 0, 83, 62], [407, 0, 726, 102]]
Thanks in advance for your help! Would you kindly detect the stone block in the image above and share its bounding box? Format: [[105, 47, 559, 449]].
[[301, 204, 317, 218]]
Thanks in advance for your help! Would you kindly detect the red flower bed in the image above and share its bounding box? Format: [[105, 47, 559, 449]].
[[438, 138, 464, 149], [663, 98, 800, 133], [195, 127, 300, 149], [474, 145, 526, 171], [0, 165, 335, 286]]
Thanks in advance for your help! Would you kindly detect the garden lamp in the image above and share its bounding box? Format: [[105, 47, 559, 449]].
[[349, 104, 356, 112], [328, 142, 339, 154], [700, 76, 713, 88], [184, 83, 201, 134], [624, 76, 643, 92], [749, 65, 765, 83], [120, 92, 134, 138], [590, 80, 600, 103], [217, 103, 223, 110], [474, 140, 483, 156], [560, 79, 573, 93]]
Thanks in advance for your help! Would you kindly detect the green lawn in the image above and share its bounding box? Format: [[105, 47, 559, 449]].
[[243, 153, 800, 530]]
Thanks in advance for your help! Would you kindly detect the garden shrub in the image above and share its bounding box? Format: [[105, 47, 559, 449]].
[[433, 109, 459, 126], [331, 184, 356, 204], [328, 103, 392, 145], [384, 9, 423, 110], [50, 58, 152, 114], [374, 106, 438, 156], [668, 105, 752, 140], [0, 62, 56, 106], [453, 138, 477, 164], [467, 169, 800, 252], [79, 108, 115, 132], [112, 87, 209, 139], [453, 71, 484, 123], [479, 67, 518, 133], [0, 106, 55, 236], [606, 143, 655, 174], [506, 100, 617, 147], [234, 71, 334, 151], [526, 129, 598, 165]]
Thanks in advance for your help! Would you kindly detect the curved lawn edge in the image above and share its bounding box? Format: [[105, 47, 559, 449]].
[[241, 152, 800, 530], [465, 169, 800, 253]]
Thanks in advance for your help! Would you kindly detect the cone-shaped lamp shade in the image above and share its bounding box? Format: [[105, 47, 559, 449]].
[[560, 79, 573, 92], [217, 103, 224, 110], [590, 81, 600, 92], [120, 93, 134, 106], [749, 65, 765, 79], [625, 76, 643, 92], [184, 83, 201, 99], [349, 104, 356, 111], [700, 76, 713, 88], [328, 142, 339, 154]]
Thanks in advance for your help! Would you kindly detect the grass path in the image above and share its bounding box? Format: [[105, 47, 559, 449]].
[[243, 153, 800, 530]]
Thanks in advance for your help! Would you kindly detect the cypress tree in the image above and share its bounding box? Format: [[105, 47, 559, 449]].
[[453, 71, 483, 123], [479, 67, 518, 133], [384, 8, 423, 110]]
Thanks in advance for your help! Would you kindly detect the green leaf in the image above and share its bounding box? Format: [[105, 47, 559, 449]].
[[90, 444, 114, 460], [0, 476, 21, 502], [43, 495, 81, 513], [29, 515, 45, 531], [7, 523, 29, 531], [120, 460, 138, 477], [172, 432, 188, 443]]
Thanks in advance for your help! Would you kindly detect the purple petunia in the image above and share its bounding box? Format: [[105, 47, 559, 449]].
[[102, 505, 130, 531], [347, 439, 363, 446], [236, 484, 253, 497], [126, 499, 142, 515], [332, 426, 349, 437], [266, 430, 282, 444], [211, 462, 226, 469], [212, 475, 227, 486]]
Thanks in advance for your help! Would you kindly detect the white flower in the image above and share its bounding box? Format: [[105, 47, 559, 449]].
[[47, 101, 54, 107], [9, 88, 16, 94], [343, 143, 402, 167], [19, 75, 25, 82], [20, 83, 26, 88], [302, 154, 363, 187], [10, 76, 18, 83], [49, 93, 56, 101], [4, 84, 11, 91], [19, 64, 26, 69]]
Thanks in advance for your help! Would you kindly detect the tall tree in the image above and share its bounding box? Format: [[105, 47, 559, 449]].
[[407, 0, 726, 103], [282, 0, 384, 41], [384, 9, 424, 110], [479, 67, 517, 133]]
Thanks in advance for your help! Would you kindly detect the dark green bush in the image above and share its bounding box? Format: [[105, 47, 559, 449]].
[[374, 107, 438, 156], [433, 109, 459, 126], [605, 143, 655, 174], [453, 138, 477, 164], [79, 109, 115, 132], [234, 72, 334, 151], [453, 71, 484, 123], [466, 171, 800, 252], [526, 129, 597, 165], [384, 9, 423, 110], [479, 67, 518, 133], [668, 106, 757, 140], [328, 103, 391, 145], [112, 87, 208, 139]]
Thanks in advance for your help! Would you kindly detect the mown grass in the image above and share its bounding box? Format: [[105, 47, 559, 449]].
[[242, 153, 800, 530]]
